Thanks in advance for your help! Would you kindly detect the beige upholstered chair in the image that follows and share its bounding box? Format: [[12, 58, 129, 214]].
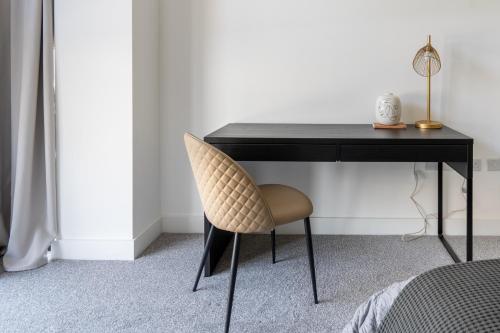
[[184, 133, 318, 333]]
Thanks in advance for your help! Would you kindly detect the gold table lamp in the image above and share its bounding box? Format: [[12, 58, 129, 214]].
[[413, 35, 442, 129]]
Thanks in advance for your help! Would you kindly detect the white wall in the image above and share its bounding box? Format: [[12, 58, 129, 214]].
[[132, 0, 162, 254], [55, 0, 134, 243], [54, 0, 162, 260], [161, 0, 500, 235], [52, 0, 500, 261]]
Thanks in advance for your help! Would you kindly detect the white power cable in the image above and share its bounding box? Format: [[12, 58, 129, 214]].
[[402, 163, 466, 242]]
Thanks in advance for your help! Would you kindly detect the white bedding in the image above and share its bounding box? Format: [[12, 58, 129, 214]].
[[342, 277, 414, 333]]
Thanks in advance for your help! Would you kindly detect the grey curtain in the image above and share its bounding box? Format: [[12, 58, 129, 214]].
[[1, 0, 57, 271], [0, 0, 11, 259]]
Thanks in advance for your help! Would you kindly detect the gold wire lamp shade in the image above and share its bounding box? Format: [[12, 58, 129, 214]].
[[413, 35, 442, 129]]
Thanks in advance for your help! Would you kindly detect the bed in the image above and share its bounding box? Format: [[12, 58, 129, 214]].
[[343, 259, 500, 333]]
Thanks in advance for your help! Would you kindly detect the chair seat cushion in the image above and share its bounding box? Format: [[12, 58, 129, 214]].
[[259, 184, 313, 225]]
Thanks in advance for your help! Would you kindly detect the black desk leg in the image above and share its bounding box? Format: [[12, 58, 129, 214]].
[[466, 144, 473, 261], [438, 162, 443, 236], [203, 214, 233, 277], [438, 149, 474, 263], [437, 163, 460, 263]]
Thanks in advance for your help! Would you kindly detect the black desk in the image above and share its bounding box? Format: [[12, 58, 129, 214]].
[[203, 123, 474, 276]]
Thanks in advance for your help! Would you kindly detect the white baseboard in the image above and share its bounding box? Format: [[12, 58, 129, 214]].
[[52, 218, 163, 261], [162, 214, 500, 236], [51, 238, 135, 261], [133, 218, 162, 258]]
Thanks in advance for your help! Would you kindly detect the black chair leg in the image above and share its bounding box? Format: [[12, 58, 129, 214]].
[[225, 233, 241, 333], [304, 217, 318, 304], [193, 224, 216, 292], [271, 229, 276, 264]]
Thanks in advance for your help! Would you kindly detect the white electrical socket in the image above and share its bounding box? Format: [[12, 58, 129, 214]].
[[487, 159, 500, 171]]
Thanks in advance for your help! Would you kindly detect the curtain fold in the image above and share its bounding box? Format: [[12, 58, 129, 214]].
[[2, 0, 57, 271], [0, 0, 11, 258]]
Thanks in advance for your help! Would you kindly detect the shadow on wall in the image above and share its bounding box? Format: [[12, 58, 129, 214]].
[[242, 161, 416, 221], [439, 34, 500, 220], [162, 0, 206, 217], [441, 33, 500, 157]]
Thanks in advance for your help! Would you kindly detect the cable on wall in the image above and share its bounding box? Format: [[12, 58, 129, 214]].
[[402, 162, 466, 242]]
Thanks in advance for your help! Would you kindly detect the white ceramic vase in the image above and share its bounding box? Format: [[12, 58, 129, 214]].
[[375, 93, 401, 125]]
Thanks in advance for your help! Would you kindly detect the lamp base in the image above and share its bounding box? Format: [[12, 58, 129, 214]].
[[415, 120, 443, 129]]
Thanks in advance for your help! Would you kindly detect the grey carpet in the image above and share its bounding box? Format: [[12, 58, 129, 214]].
[[1, 234, 499, 333]]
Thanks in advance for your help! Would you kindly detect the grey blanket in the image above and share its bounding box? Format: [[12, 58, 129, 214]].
[[344, 259, 500, 333], [378, 259, 500, 333], [342, 277, 413, 333]]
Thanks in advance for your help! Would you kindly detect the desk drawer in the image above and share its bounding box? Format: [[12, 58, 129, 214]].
[[340, 144, 467, 162], [214, 144, 337, 161]]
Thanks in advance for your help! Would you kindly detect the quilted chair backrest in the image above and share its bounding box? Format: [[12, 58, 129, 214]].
[[184, 133, 275, 233]]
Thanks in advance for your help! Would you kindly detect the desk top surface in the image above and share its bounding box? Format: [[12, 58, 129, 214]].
[[205, 123, 473, 144]]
